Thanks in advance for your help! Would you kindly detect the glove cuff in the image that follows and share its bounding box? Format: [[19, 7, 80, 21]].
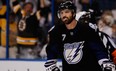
[[98, 58, 109, 66], [44, 59, 57, 67], [102, 61, 115, 71], [45, 59, 60, 71]]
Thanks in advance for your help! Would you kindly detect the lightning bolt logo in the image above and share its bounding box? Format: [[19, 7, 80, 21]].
[[64, 41, 84, 64], [71, 42, 84, 62]]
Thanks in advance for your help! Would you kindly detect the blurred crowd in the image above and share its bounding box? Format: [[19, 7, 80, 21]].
[[0, 0, 116, 59], [0, 0, 52, 59], [9, 0, 52, 59]]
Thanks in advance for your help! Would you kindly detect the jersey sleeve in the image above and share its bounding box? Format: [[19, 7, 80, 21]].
[[12, 0, 22, 19], [84, 23, 109, 61], [46, 26, 61, 60], [88, 39, 109, 60], [12, 0, 21, 14]]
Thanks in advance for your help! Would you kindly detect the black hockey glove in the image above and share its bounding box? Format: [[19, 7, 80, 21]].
[[44, 60, 60, 71], [78, 10, 99, 24], [102, 61, 116, 71], [78, 12, 91, 24]]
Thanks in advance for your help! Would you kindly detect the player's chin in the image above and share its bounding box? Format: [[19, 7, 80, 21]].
[[63, 20, 70, 24]]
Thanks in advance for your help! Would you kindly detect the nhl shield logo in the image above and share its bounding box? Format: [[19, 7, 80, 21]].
[[63, 41, 84, 64]]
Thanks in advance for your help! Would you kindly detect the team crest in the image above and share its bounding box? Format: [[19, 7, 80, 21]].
[[63, 41, 84, 64], [18, 19, 26, 31]]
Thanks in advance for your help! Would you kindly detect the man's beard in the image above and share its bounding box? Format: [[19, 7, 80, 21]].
[[62, 16, 74, 25]]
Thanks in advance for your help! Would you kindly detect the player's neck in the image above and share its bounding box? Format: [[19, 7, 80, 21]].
[[65, 19, 77, 30]]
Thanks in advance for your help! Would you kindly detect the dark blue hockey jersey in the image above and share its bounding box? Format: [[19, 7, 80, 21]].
[[46, 21, 109, 71]]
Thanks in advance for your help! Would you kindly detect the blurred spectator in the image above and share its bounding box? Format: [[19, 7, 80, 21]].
[[9, 12, 17, 58], [25, 0, 38, 13], [9, 0, 52, 59], [38, 0, 52, 45], [102, 10, 115, 26], [0, 0, 6, 58], [97, 20, 112, 37], [36, 0, 52, 59], [11, 0, 44, 59], [0, 0, 6, 47], [97, 10, 115, 37]]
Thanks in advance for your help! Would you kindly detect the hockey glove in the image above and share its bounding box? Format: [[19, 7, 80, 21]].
[[44, 59, 60, 71], [78, 12, 91, 24], [77, 10, 100, 24], [102, 61, 116, 71]]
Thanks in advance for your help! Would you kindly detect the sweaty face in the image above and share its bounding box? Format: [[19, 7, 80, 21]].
[[59, 9, 74, 24]]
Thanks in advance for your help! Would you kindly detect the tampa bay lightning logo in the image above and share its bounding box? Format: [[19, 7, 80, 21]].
[[63, 41, 84, 64]]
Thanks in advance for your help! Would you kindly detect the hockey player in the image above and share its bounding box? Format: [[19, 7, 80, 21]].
[[44, 1, 115, 71]]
